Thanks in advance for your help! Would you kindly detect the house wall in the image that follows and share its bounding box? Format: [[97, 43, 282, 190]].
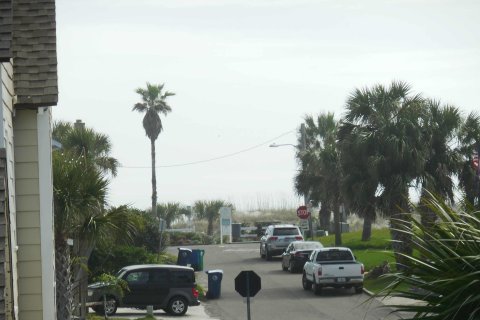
[[13, 108, 56, 320], [1, 60, 19, 319]]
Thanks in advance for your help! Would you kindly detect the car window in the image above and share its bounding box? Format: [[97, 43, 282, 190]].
[[151, 269, 169, 286], [125, 271, 149, 285], [273, 227, 300, 236], [171, 270, 195, 287], [296, 242, 323, 250], [316, 251, 353, 262]]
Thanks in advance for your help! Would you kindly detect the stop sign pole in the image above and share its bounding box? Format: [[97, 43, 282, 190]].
[[246, 272, 251, 320], [235, 271, 261, 320]]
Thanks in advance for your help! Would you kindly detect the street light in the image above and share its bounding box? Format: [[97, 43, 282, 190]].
[[269, 143, 296, 148]]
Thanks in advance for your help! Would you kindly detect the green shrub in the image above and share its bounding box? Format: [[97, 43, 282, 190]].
[[376, 195, 480, 320]]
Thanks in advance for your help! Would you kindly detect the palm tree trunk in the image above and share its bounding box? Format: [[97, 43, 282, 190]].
[[319, 203, 330, 231], [55, 239, 72, 320], [361, 214, 373, 241], [333, 199, 342, 246], [361, 202, 376, 241], [207, 217, 213, 236], [419, 190, 437, 230], [389, 192, 412, 270], [151, 138, 157, 218]]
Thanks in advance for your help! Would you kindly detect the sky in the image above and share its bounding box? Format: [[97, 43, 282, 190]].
[[54, 0, 480, 211]]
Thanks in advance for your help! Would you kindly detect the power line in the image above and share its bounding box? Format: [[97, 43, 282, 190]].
[[120, 129, 296, 169]]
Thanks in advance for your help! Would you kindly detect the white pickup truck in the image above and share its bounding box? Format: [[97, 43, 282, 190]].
[[302, 247, 364, 295]]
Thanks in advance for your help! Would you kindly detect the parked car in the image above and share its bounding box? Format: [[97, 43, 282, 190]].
[[281, 241, 323, 273], [302, 247, 364, 295], [260, 224, 303, 260], [88, 264, 200, 316]]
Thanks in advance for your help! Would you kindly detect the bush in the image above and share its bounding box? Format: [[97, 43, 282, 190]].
[[376, 195, 480, 320], [89, 245, 159, 280]]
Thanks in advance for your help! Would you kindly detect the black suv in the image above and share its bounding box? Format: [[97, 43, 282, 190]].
[[88, 264, 200, 316]]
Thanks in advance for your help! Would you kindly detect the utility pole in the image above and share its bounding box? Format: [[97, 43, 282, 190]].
[[300, 123, 313, 239]]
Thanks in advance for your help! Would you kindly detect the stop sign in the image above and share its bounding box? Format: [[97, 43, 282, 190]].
[[297, 205, 310, 219], [235, 270, 261, 297]]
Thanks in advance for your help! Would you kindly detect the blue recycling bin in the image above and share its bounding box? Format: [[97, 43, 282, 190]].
[[191, 249, 205, 271], [205, 269, 223, 299], [177, 248, 192, 266]]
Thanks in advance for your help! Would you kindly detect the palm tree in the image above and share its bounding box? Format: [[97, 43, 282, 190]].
[[457, 112, 480, 209], [53, 150, 138, 318], [156, 202, 182, 228], [338, 119, 379, 241], [194, 200, 231, 236], [295, 113, 343, 245], [53, 120, 119, 176], [343, 81, 428, 268], [417, 101, 461, 227], [377, 193, 480, 320], [132, 83, 175, 218], [53, 121, 137, 318]]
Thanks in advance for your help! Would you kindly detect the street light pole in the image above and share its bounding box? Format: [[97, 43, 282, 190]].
[[269, 124, 313, 240]]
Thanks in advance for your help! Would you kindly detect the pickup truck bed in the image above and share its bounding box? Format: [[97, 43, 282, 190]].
[[302, 247, 364, 295]]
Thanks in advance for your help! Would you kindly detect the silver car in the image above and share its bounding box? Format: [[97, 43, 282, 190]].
[[260, 224, 303, 260]]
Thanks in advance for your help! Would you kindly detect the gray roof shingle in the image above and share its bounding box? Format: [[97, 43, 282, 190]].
[[12, 0, 58, 107], [0, 0, 12, 62]]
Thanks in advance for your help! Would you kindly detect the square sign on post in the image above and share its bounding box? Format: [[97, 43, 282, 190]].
[[220, 206, 232, 244]]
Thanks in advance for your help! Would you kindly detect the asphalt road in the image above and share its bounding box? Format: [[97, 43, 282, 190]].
[[168, 243, 402, 320]]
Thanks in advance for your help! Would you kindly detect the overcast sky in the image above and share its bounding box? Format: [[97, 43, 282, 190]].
[[54, 0, 480, 211]]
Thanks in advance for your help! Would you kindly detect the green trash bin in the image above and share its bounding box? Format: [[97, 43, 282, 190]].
[[191, 249, 205, 271]]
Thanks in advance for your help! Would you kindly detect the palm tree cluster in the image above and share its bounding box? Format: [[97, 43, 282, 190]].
[[53, 121, 138, 319], [295, 81, 480, 268]]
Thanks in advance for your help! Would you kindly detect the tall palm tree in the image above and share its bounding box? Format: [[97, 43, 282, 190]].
[[338, 119, 379, 241], [295, 113, 343, 245], [457, 112, 480, 209], [194, 200, 231, 236], [417, 101, 461, 227], [343, 81, 428, 268], [133, 83, 175, 218]]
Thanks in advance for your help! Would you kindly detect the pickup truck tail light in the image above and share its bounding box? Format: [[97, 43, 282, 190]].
[[317, 266, 322, 277], [192, 287, 199, 299], [295, 236, 303, 240], [361, 264, 365, 275]]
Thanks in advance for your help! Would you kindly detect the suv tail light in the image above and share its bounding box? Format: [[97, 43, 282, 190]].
[[294, 252, 303, 257], [295, 236, 303, 240], [268, 236, 278, 241], [192, 287, 199, 299], [361, 264, 365, 275], [317, 266, 322, 277]]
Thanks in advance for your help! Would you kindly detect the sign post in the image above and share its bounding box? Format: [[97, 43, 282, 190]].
[[235, 271, 261, 320], [220, 206, 232, 244]]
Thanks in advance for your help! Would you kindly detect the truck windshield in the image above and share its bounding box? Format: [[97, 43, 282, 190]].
[[317, 251, 353, 262]]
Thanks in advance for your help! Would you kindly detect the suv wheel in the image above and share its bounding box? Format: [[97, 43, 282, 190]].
[[265, 247, 272, 261], [260, 245, 265, 259], [94, 296, 118, 316], [302, 273, 312, 290], [289, 261, 296, 273], [167, 296, 188, 316]]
